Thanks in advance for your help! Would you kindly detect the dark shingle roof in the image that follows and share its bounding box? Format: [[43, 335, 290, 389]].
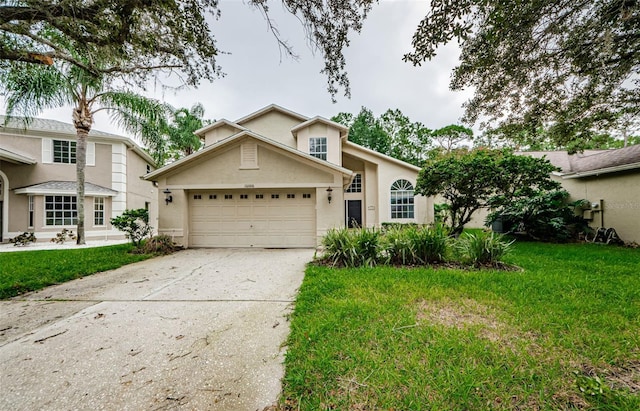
[[571, 144, 640, 172]]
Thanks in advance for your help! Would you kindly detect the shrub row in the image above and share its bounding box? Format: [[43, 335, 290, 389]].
[[320, 226, 513, 268]]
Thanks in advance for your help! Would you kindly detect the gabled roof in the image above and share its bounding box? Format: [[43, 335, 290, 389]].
[[144, 129, 353, 180], [194, 119, 246, 137], [0, 115, 156, 166], [234, 104, 309, 125], [290, 116, 349, 139], [0, 147, 36, 164], [342, 141, 422, 172], [14, 181, 118, 196]]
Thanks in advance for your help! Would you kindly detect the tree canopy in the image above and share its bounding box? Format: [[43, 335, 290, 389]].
[[1, 0, 376, 97], [333, 107, 439, 166], [415, 149, 561, 236], [404, 0, 640, 150]]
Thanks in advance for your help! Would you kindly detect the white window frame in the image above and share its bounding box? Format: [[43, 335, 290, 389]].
[[346, 173, 362, 193], [42, 139, 95, 165], [390, 179, 415, 219], [309, 137, 327, 160], [94, 197, 105, 226], [45, 195, 78, 226]]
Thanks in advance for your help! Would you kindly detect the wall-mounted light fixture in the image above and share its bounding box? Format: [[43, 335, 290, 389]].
[[163, 188, 173, 205], [326, 187, 333, 204]]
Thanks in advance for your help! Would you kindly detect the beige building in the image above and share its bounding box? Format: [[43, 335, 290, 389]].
[[0, 116, 157, 242], [526, 147, 640, 244], [465, 147, 640, 244], [145, 104, 432, 248]]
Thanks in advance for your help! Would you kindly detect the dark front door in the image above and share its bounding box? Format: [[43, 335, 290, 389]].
[[0, 200, 3, 242], [346, 200, 362, 228]]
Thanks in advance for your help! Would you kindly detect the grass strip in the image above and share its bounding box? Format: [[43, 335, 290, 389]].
[[0, 244, 151, 299]]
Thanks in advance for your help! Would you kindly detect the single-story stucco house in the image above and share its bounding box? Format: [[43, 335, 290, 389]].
[[526, 145, 640, 244], [144, 104, 432, 248], [467, 145, 640, 244], [0, 116, 158, 242]]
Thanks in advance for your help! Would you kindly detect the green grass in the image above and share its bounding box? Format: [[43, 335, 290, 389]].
[[282, 242, 640, 410], [0, 244, 152, 299]]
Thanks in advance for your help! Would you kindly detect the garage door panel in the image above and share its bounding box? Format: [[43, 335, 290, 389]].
[[189, 189, 316, 247]]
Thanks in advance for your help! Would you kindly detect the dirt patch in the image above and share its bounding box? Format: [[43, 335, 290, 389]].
[[416, 297, 506, 342], [580, 361, 640, 393]]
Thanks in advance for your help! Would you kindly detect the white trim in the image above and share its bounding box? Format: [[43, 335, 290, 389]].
[[87, 142, 95, 166], [561, 162, 640, 179], [14, 187, 116, 196], [42, 138, 52, 163], [111, 143, 127, 218], [234, 104, 308, 125], [342, 141, 421, 172], [0, 170, 8, 241]]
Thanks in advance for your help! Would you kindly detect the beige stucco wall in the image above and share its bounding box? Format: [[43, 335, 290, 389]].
[[202, 124, 242, 146], [0, 131, 149, 241], [238, 111, 301, 148], [165, 143, 335, 187], [154, 138, 346, 246], [126, 148, 158, 233], [295, 123, 342, 166], [342, 145, 432, 227], [558, 172, 640, 244]]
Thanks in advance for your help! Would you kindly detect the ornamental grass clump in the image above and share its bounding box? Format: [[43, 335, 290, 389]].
[[383, 226, 417, 265], [456, 231, 513, 267], [413, 224, 449, 263], [322, 227, 382, 268]]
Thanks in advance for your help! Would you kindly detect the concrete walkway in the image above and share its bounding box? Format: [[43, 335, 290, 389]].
[[0, 248, 313, 410]]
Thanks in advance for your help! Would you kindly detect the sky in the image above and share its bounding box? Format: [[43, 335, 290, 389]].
[[2, 0, 473, 140]]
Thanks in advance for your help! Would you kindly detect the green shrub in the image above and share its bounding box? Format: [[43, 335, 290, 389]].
[[138, 235, 182, 255], [412, 224, 449, 263], [487, 190, 588, 242], [110, 209, 152, 247], [382, 226, 417, 265], [456, 231, 513, 266], [321, 227, 382, 267]]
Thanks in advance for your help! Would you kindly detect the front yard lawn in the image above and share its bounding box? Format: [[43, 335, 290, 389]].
[[0, 244, 152, 299], [282, 242, 640, 410]]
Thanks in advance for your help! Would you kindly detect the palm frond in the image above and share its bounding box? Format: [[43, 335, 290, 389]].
[[0, 63, 75, 119]]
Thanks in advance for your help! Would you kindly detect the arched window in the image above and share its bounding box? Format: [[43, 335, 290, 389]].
[[390, 179, 414, 219]]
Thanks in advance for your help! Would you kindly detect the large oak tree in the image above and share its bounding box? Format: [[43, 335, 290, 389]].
[[404, 0, 640, 150]]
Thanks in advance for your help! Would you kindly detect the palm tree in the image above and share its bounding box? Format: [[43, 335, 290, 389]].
[[0, 61, 168, 244]]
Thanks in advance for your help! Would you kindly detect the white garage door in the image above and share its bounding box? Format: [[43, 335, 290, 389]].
[[189, 189, 316, 247]]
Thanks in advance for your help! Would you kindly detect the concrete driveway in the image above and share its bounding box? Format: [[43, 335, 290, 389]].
[[0, 248, 313, 410]]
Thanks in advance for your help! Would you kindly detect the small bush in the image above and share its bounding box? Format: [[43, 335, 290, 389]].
[[10, 232, 36, 246], [138, 235, 182, 255], [111, 209, 152, 246], [412, 224, 450, 264], [456, 231, 513, 266], [322, 227, 382, 267], [50, 228, 76, 244], [383, 226, 417, 265]]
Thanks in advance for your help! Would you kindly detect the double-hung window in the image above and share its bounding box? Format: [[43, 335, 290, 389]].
[[53, 140, 76, 164], [94, 197, 105, 226]]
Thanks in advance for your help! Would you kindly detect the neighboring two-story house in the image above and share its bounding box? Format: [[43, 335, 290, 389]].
[[0, 116, 157, 242], [144, 104, 432, 248]]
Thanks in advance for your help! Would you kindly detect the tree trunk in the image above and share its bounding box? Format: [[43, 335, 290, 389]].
[[73, 105, 93, 245]]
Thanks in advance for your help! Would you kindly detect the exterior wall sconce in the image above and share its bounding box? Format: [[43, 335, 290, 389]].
[[326, 187, 333, 204], [163, 188, 173, 205]]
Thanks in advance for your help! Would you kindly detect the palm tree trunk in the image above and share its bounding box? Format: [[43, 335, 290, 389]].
[[73, 105, 92, 245]]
